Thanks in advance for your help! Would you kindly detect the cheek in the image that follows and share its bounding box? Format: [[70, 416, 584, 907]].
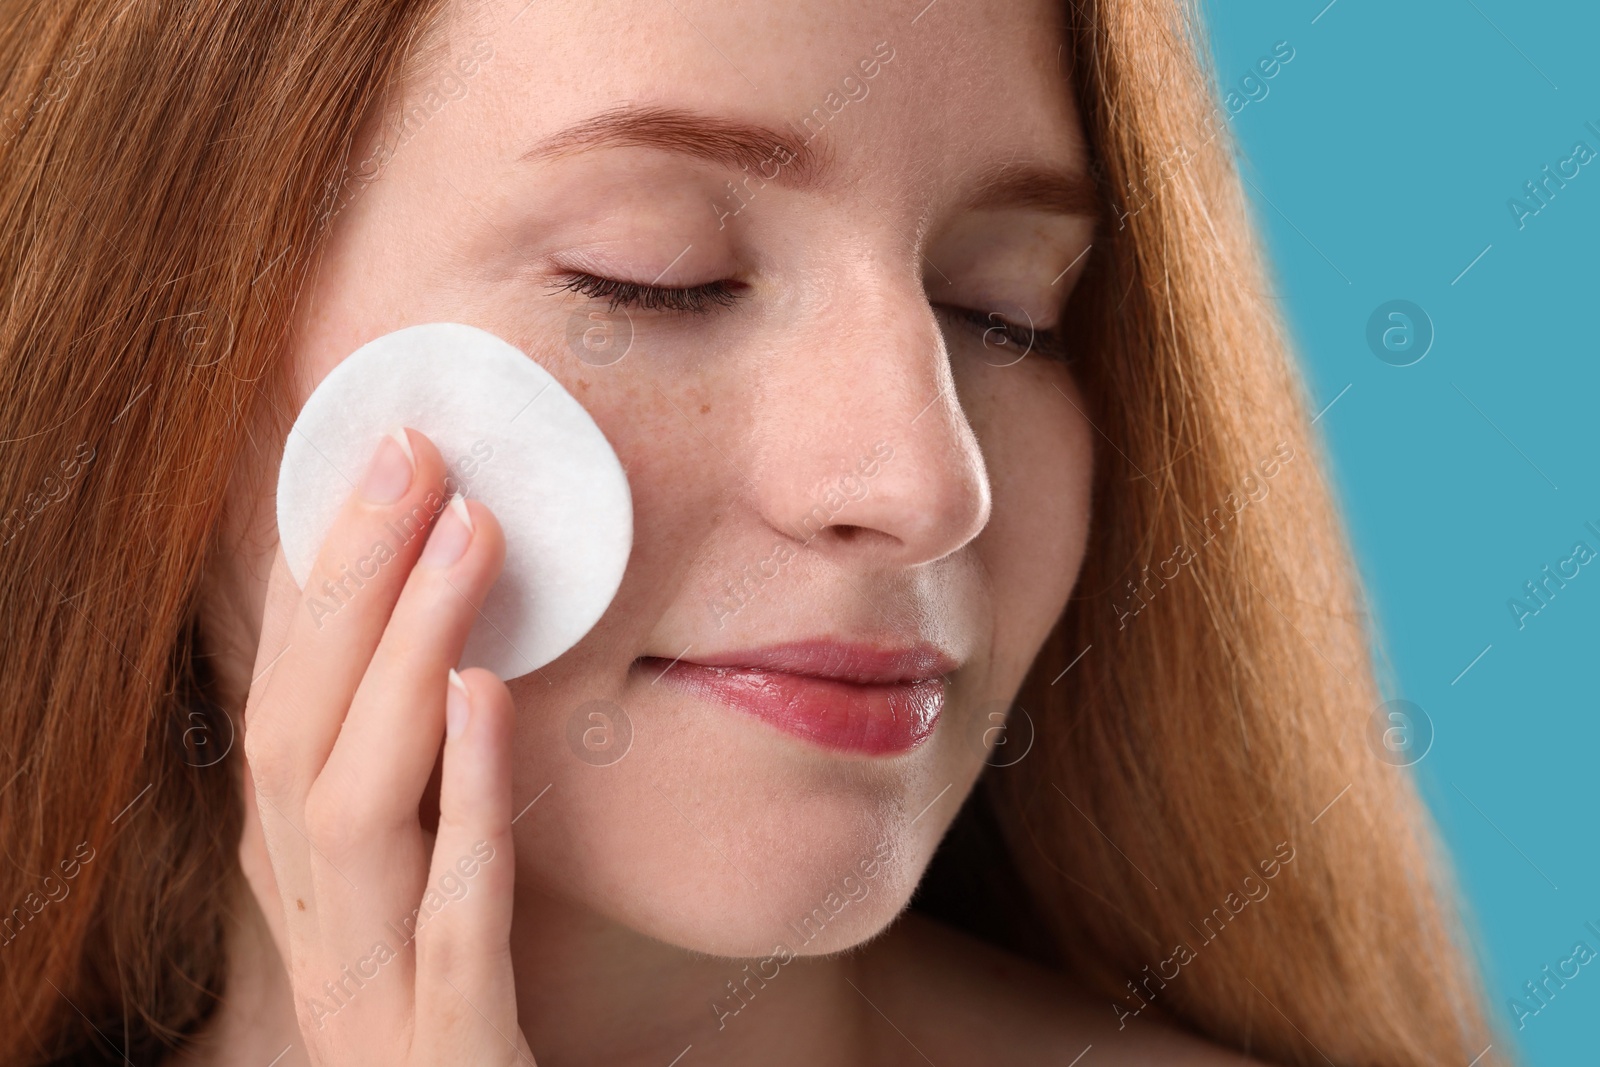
[[515, 336, 742, 652], [197, 411, 302, 713], [959, 359, 1094, 668]]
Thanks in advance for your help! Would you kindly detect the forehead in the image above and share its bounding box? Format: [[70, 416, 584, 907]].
[[412, 0, 1084, 187]]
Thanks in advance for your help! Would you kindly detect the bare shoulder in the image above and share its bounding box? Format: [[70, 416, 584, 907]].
[[854, 910, 1266, 1067]]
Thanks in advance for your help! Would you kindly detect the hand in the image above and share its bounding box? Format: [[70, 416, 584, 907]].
[[239, 427, 534, 1065]]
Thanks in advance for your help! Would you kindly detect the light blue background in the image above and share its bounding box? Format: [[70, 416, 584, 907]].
[[1200, 1, 1599, 1062]]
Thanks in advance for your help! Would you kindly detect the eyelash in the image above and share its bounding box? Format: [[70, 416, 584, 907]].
[[934, 306, 1068, 361], [555, 272, 1069, 360], [554, 273, 740, 314]]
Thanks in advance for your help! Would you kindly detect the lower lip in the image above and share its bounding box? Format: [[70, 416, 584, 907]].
[[646, 661, 944, 756]]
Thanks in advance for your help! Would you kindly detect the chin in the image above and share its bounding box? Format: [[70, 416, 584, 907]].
[[508, 676, 949, 958]]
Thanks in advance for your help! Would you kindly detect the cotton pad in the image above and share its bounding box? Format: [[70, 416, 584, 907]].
[[275, 322, 633, 680]]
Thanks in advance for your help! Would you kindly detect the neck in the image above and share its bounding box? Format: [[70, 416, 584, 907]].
[[507, 884, 871, 1065], [187, 873, 875, 1067]]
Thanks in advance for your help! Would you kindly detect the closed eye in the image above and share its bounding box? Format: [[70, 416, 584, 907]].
[[553, 272, 743, 314], [553, 274, 1070, 362], [934, 305, 1070, 362]]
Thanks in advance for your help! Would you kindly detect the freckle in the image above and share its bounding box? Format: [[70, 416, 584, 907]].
[[700, 403, 711, 414], [296, 898, 306, 911], [578, 378, 590, 391]]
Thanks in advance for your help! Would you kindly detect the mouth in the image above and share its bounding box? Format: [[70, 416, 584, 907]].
[[638, 640, 956, 756]]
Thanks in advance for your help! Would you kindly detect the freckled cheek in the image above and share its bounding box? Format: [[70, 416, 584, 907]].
[[578, 383, 734, 585]]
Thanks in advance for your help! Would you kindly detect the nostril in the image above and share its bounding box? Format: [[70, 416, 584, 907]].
[[813, 523, 905, 552]]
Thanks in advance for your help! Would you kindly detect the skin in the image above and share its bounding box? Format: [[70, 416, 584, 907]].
[[185, 0, 1263, 1062]]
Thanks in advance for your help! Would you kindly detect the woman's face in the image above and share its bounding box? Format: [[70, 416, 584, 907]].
[[235, 0, 1095, 957]]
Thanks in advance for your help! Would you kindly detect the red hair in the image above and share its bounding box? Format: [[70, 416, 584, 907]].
[[0, 0, 1504, 1063]]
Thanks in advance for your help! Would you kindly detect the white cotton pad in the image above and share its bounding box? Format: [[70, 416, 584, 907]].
[[275, 322, 633, 680]]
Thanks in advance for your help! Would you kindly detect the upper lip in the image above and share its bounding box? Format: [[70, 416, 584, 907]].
[[663, 640, 959, 686]]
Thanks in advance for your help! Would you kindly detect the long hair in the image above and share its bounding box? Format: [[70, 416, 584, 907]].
[[0, 0, 1504, 1064]]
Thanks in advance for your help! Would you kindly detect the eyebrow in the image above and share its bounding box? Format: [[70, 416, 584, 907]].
[[521, 105, 828, 188], [963, 163, 1100, 220], [521, 105, 1099, 219]]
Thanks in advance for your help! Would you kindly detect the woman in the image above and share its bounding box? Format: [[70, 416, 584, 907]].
[[0, 0, 1505, 1063]]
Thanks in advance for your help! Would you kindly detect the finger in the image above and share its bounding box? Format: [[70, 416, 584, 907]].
[[237, 750, 293, 968], [240, 546, 325, 948], [305, 497, 506, 974], [245, 545, 301, 710], [245, 427, 452, 809], [243, 429, 448, 984], [317, 495, 505, 832], [414, 669, 521, 1046]]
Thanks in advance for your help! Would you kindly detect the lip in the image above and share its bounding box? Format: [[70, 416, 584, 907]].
[[642, 640, 956, 756]]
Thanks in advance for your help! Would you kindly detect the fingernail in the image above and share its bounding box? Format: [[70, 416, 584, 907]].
[[419, 493, 473, 568], [359, 428, 415, 504], [446, 668, 470, 739]]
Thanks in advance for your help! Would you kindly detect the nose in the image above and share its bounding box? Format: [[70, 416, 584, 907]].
[[746, 269, 992, 568]]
